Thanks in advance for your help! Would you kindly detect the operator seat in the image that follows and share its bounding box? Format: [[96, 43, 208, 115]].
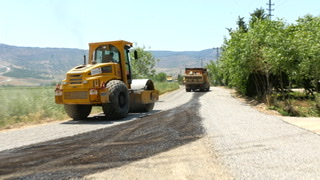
[[102, 54, 113, 62]]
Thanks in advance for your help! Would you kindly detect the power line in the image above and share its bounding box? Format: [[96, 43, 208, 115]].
[[266, 0, 275, 19], [275, 0, 288, 9]]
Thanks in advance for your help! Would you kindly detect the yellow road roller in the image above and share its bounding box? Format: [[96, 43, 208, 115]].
[[55, 40, 159, 120]]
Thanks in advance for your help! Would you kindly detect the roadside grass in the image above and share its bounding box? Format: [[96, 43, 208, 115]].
[[0, 87, 66, 129], [0, 82, 179, 130], [154, 81, 180, 95], [268, 91, 320, 117]]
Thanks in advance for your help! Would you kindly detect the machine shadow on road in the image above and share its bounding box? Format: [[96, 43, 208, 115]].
[[60, 110, 162, 125], [0, 93, 207, 179]]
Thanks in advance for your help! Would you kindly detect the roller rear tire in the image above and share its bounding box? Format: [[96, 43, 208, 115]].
[[129, 103, 155, 112]]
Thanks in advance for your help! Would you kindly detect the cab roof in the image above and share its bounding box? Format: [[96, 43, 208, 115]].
[[89, 40, 133, 47]]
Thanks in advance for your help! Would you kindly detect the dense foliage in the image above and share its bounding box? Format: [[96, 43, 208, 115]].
[[154, 72, 167, 82], [207, 10, 320, 104], [129, 44, 159, 79]]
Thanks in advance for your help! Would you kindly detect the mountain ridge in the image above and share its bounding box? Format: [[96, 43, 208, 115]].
[[0, 43, 217, 86]]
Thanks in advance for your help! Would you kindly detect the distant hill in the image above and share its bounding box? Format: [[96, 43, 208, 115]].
[[0, 44, 88, 85], [150, 49, 218, 77], [152, 49, 218, 68], [0, 43, 218, 85]]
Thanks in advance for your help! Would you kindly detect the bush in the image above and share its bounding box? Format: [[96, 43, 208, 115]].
[[0, 87, 67, 129], [154, 82, 180, 95]]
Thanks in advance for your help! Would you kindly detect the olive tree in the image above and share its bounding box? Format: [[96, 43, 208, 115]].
[[130, 44, 159, 79]]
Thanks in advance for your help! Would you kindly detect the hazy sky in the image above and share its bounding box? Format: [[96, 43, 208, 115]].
[[0, 0, 319, 51]]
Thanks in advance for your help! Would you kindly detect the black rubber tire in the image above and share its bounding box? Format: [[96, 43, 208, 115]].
[[64, 104, 92, 120], [144, 103, 155, 112], [129, 103, 155, 112], [186, 89, 191, 92], [102, 80, 130, 119]]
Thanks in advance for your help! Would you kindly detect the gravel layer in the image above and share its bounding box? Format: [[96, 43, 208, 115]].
[[201, 87, 320, 179]]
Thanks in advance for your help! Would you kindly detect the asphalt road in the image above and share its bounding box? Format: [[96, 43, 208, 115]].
[[1, 86, 320, 179]]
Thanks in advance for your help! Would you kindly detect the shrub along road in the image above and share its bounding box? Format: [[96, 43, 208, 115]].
[[1, 87, 320, 179]]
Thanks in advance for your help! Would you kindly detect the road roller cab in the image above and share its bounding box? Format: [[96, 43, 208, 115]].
[[55, 40, 159, 120]]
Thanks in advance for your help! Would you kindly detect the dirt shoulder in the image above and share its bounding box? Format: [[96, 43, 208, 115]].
[[85, 136, 232, 180]]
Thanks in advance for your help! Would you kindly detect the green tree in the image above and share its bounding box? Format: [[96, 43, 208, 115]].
[[155, 72, 167, 82], [237, 16, 248, 33], [206, 60, 223, 86], [210, 8, 320, 104], [130, 44, 159, 79], [293, 15, 320, 92], [218, 9, 290, 102], [249, 8, 267, 28], [177, 74, 184, 84]]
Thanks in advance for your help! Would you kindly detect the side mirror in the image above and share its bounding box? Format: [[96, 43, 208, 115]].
[[134, 50, 138, 60]]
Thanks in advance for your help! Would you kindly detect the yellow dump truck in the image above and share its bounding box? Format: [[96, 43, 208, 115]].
[[55, 40, 159, 120], [184, 68, 210, 92], [166, 76, 173, 82]]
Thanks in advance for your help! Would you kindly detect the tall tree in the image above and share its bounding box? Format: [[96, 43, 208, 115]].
[[249, 8, 267, 28], [130, 44, 159, 79], [155, 72, 167, 82], [237, 16, 247, 32], [206, 60, 224, 86], [294, 15, 320, 92]]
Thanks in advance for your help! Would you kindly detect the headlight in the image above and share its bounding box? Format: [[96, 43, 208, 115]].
[[89, 89, 98, 95]]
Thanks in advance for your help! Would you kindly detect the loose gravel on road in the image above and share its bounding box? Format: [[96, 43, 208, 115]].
[[201, 87, 320, 179]]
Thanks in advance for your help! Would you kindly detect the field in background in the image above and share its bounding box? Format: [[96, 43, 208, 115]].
[[154, 81, 180, 95], [0, 82, 180, 130]]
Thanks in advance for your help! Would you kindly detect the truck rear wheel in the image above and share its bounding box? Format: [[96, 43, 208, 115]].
[[102, 80, 129, 119], [64, 104, 92, 120]]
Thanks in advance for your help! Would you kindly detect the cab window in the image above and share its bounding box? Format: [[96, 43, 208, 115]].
[[94, 45, 120, 63]]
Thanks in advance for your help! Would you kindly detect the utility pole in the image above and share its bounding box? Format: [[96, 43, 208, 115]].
[[213, 47, 220, 60], [266, 0, 274, 20], [217, 47, 219, 59], [200, 58, 203, 68]]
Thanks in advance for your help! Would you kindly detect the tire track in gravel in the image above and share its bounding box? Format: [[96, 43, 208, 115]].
[[0, 92, 206, 179]]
